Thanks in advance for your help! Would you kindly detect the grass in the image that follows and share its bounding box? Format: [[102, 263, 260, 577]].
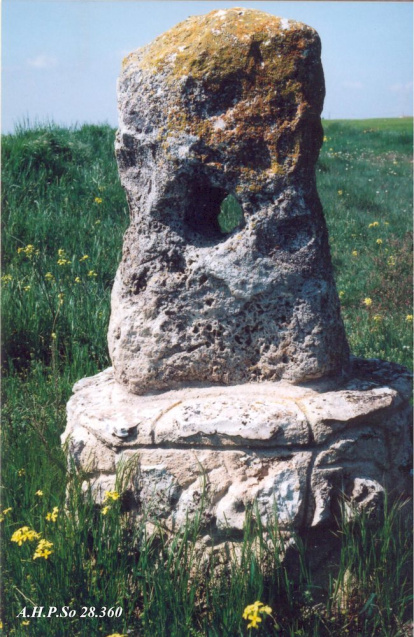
[[1, 118, 413, 636]]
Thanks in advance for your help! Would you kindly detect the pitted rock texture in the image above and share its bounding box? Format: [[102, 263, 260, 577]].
[[108, 7, 349, 394], [62, 358, 412, 539]]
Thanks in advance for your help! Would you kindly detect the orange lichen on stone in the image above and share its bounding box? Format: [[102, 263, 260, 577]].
[[121, 8, 324, 183]]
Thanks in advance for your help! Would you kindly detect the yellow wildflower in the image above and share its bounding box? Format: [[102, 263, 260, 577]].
[[22, 621, 30, 626], [58, 293, 64, 306], [105, 634, 127, 637], [18, 469, 25, 476], [406, 315, 413, 322], [384, 221, 389, 225], [95, 219, 101, 225], [57, 258, 71, 266], [23, 285, 31, 292], [94, 197, 103, 204], [243, 601, 272, 630], [87, 270, 97, 277], [387, 256, 396, 267], [45, 272, 54, 281], [79, 255, 89, 262], [74, 277, 81, 284], [368, 221, 379, 228], [376, 238, 383, 245], [35, 490, 44, 497], [18, 244, 36, 257], [338, 291, 345, 299], [373, 315, 382, 322], [3, 508, 12, 515], [352, 250, 358, 257], [1, 274, 13, 284], [337, 190, 343, 196], [103, 491, 120, 503], [51, 333, 57, 340], [45, 507, 59, 523], [102, 506, 111, 515], [11, 526, 41, 546], [323, 136, 328, 142], [363, 298, 373, 307], [33, 539, 54, 560], [58, 249, 65, 257]]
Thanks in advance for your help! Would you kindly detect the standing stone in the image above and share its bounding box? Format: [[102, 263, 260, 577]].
[[108, 7, 349, 395], [63, 9, 412, 572]]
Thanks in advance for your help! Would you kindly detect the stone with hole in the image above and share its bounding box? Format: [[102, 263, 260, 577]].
[[108, 7, 349, 395]]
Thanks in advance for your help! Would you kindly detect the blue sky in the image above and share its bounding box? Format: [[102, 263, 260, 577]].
[[2, 1, 413, 133]]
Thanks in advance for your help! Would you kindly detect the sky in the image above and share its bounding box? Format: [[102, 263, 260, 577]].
[[2, 1, 413, 133]]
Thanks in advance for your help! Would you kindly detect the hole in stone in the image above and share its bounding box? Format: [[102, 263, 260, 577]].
[[183, 176, 244, 239], [217, 194, 244, 234], [184, 181, 227, 238], [205, 298, 214, 307]]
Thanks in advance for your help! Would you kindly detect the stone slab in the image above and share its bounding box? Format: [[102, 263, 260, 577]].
[[63, 357, 412, 539]]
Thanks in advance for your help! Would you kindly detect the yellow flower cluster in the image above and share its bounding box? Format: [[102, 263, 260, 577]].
[[101, 506, 111, 516], [46, 507, 59, 523], [104, 491, 120, 503], [363, 298, 373, 307], [94, 197, 103, 204], [368, 221, 380, 228], [376, 238, 383, 245], [0, 507, 12, 523], [45, 272, 55, 281], [11, 526, 41, 546], [1, 274, 13, 285], [17, 244, 39, 257], [79, 255, 89, 262], [387, 256, 396, 267], [57, 248, 71, 266], [352, 250, 358, 257], [242, 601, 272, 629], [87, 270, 97, 277], [33, 539, 54, 560], [35, 490, 44, 497], [406, 315, 413, 322]]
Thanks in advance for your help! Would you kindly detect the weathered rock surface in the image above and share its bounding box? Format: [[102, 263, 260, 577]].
[[62, 358, 412, 539], [108, 7, 349, 394]]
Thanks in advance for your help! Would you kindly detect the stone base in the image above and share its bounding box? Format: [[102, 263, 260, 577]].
[[62, 357, 412, 542]]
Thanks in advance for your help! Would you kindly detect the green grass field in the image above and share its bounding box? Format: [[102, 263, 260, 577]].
[[1, 119, 413, 636]]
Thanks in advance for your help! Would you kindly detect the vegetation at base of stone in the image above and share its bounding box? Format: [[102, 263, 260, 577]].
[[2, 118, 413, 636]]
